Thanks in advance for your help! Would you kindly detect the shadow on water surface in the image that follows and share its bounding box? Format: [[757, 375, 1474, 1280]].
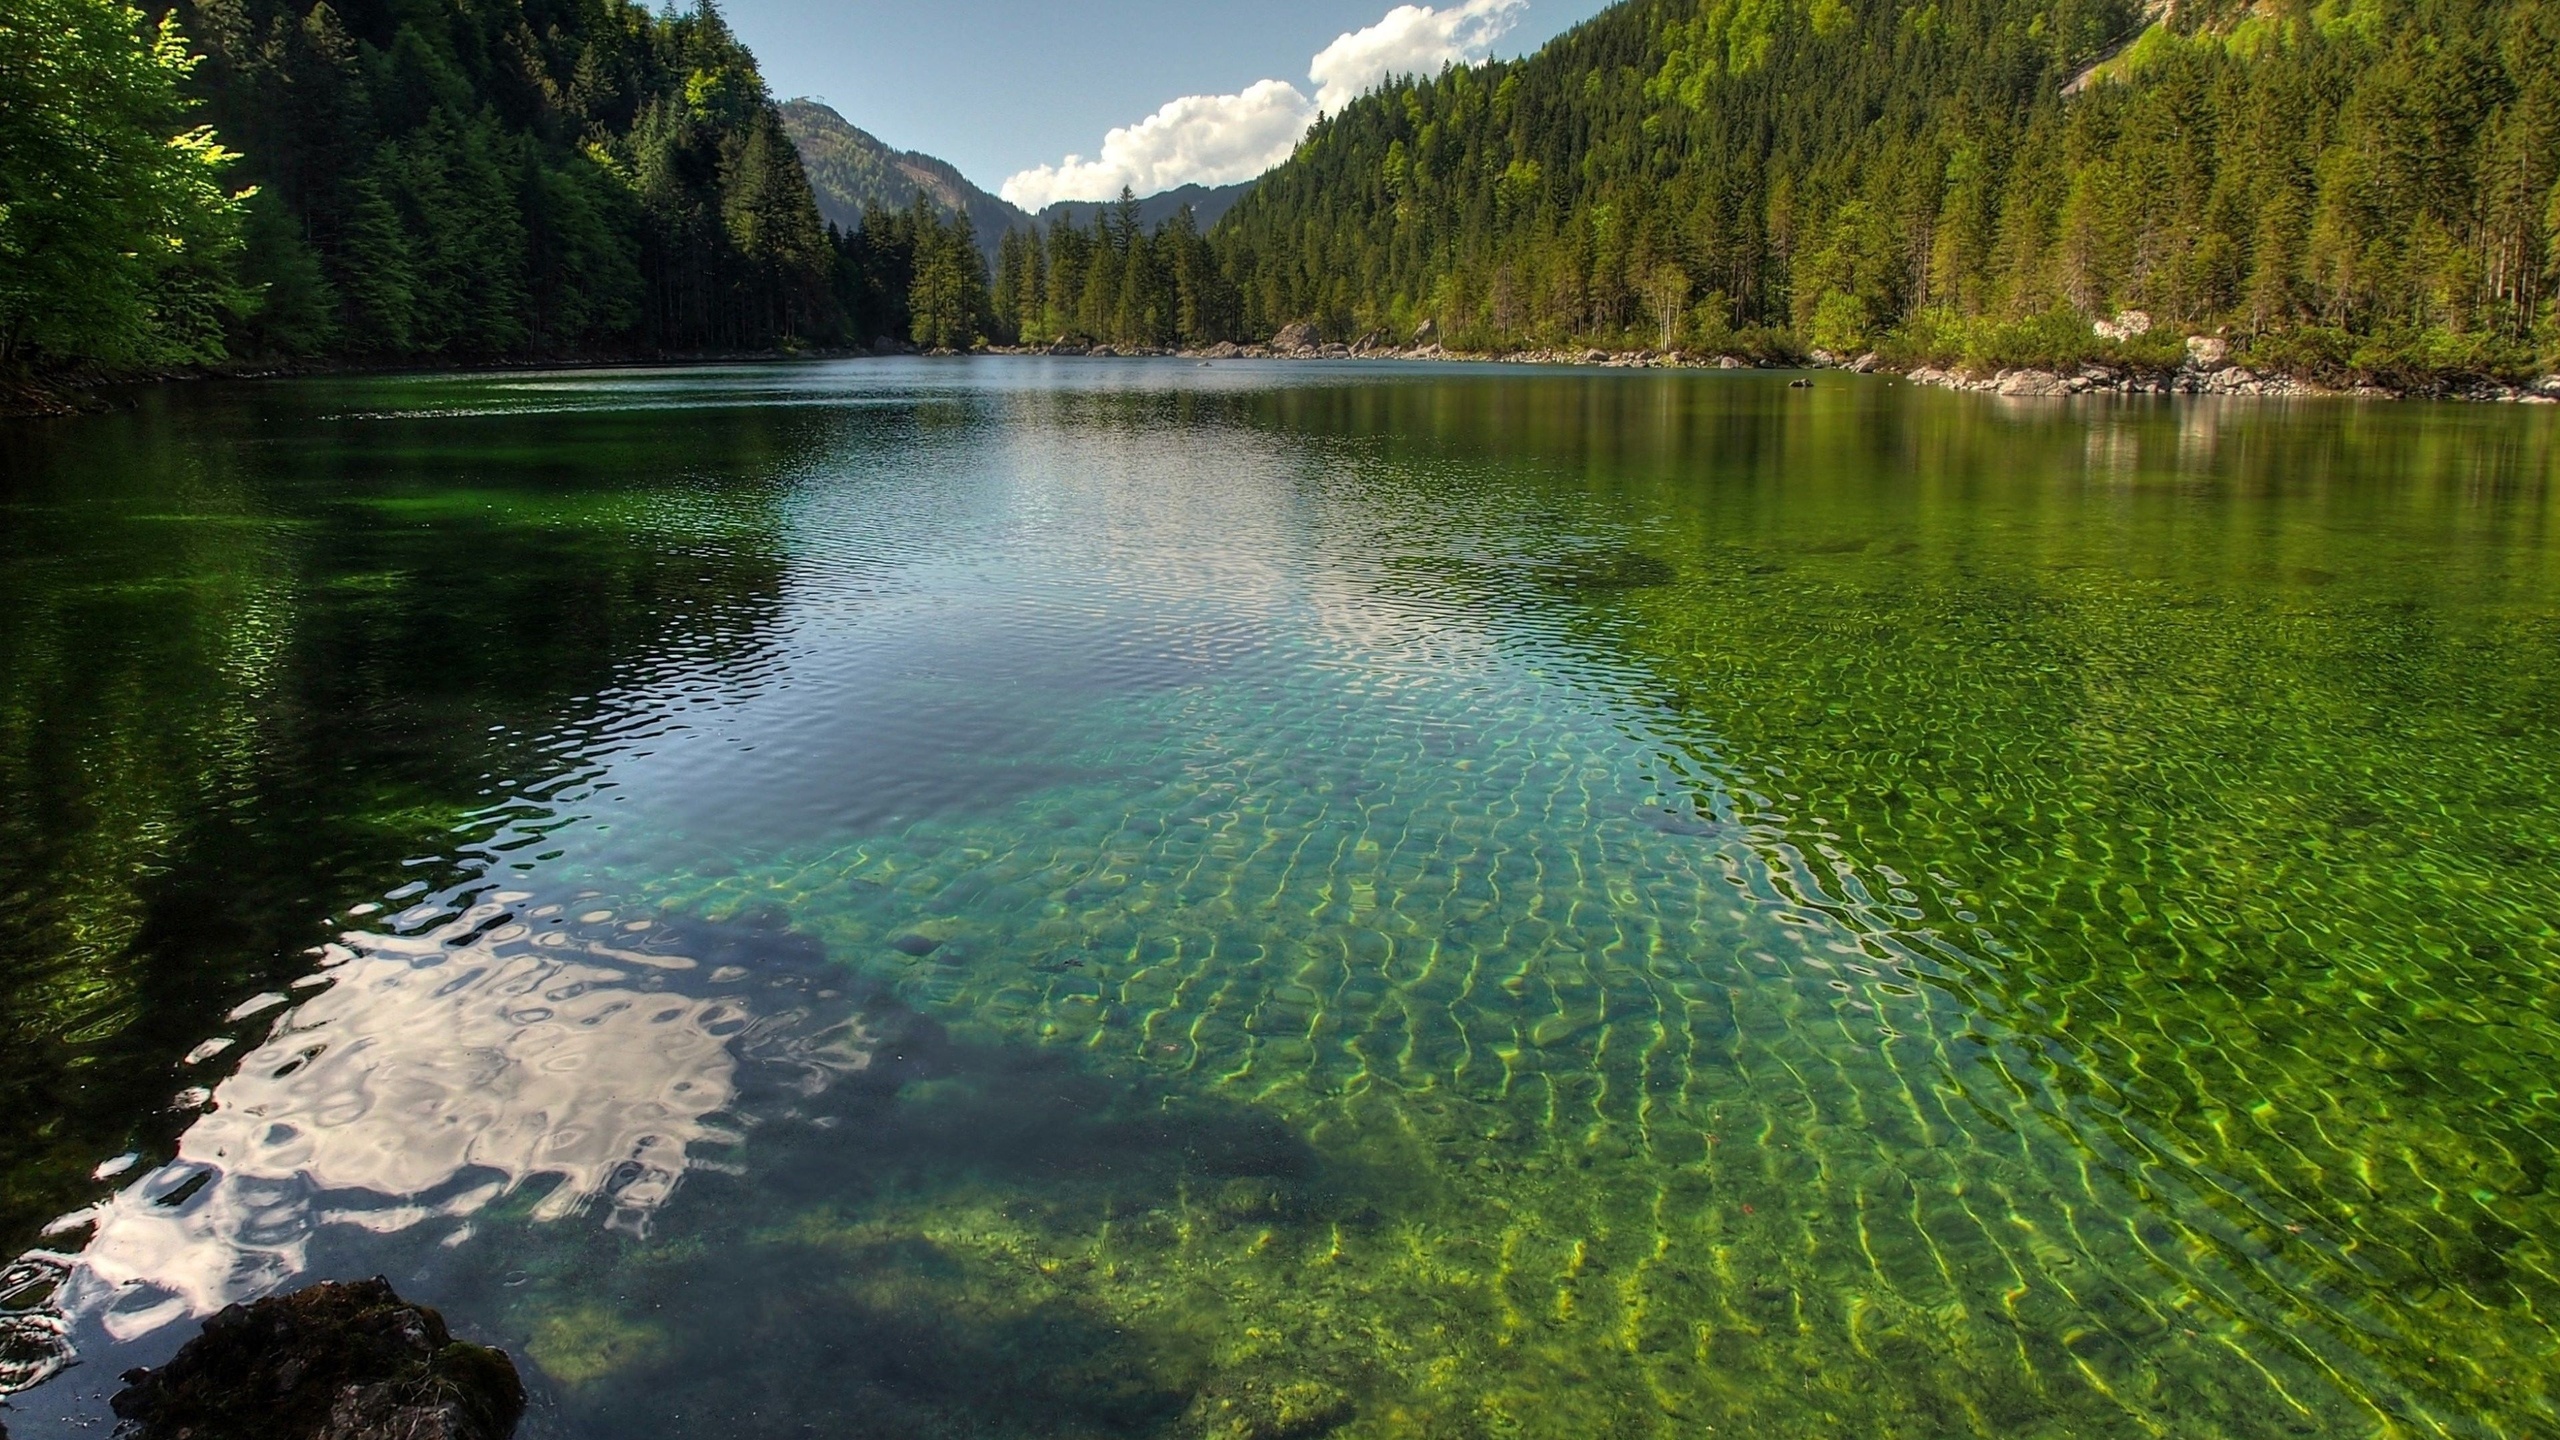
[[493, 978, 1363, 1440], [20, 900, 1370, 1440], [0, 391, 822, 1266]]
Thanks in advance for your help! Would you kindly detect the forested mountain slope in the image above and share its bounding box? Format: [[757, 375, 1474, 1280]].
[[1212, 0, 2560, 379], [185, 0, 838, 361], [8, 0, 1031, 382], [778, 98, 1255, 275], [780, 99, 1030, 253]]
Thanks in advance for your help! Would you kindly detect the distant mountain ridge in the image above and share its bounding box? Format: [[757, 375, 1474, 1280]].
[[1035, 182, 1255, 234], [780, 100, 1254, 252], [780, 100, 1032, 252]]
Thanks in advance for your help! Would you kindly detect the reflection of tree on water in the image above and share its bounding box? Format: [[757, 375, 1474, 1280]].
[[16, 896, 1378, 1440], [423, 932, 1368, 1440], [58, 902, 772, 1343], [5, 902, 868, 1397], [0, 388, 807, 1259]]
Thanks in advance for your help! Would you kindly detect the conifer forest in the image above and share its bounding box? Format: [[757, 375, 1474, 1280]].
[[5, 0, 2558, 381]]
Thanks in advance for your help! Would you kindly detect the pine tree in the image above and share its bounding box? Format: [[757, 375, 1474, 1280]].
[[236, 188, 338, 356], [905, 199, 987, 350]]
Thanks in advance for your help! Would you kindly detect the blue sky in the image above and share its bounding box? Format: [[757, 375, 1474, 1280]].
[[720, 0, 1615, 204]]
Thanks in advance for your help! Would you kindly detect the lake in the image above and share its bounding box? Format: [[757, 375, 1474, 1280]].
[[2, 359, 2556, 1439]]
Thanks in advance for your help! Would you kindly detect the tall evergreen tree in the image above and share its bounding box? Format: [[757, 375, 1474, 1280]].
[[993, 194, 1241, 350], [906, 198, 989, 350]]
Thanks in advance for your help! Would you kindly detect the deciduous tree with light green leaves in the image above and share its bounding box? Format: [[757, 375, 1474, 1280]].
[[0, 0, 244, 370]]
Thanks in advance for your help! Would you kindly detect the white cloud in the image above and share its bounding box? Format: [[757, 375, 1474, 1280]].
[[1000, 80, 1317, 211], [999, 0, 1528, 210], [1309, 0, 1526, 112]]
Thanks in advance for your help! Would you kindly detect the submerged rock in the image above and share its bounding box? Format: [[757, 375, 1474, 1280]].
[[1538, 549, 1677, 592], [111, 1278, 524, 1440], [1185, 1377, 1353, 1440]]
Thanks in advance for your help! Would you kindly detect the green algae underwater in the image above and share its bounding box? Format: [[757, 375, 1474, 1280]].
[[1, 360, 2557, 1440]]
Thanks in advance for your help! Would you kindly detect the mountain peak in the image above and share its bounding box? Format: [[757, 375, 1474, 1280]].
[[779, 99, 1032, 250], [781, 99, 1259, 254], [1034, 181, 1256, 234]]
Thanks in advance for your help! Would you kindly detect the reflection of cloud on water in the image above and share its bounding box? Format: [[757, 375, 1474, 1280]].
[[45, 900, 865, 1347]]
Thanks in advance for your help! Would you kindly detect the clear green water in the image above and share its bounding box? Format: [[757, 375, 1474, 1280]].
[[2, 362, 2557, 1438]]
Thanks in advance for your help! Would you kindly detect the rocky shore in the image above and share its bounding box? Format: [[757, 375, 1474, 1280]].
[[16, 332, 2553, 418], [996, 319, 1724, 370], [1891, 336, 2560, 404], [993, 323, 2560, 405], [0, 372, 114, 419]]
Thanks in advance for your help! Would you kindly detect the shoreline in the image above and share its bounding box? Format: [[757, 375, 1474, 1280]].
[[1887, 357, 2560, 405], [0, 348, 870, 421], [992, 339, 2560, 405], [11, 342, 2558, 420], [1004, 340, 2560, 405]]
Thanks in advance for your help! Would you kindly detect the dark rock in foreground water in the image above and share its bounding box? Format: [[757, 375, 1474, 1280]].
[[111, 1278, 523, 1440]]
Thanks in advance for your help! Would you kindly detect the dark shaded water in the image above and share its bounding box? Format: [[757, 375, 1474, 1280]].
[[2, 360, 2556, 1438]]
